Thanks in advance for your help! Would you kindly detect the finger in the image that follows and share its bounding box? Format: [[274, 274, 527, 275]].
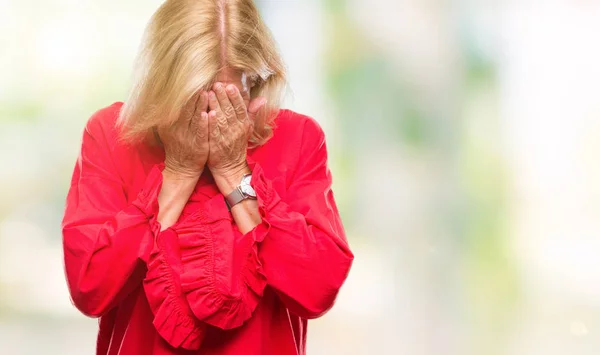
[[197, 90, 209, 115], [226, 84, 248, 122], [207, 89, 220, 111], [190, 90, 205, 130], [247, 97, 267, 121], [183, 90, 202, 123], [246, 117, 255, 139], [208, 90, 228, 127], [198, 111, 209, 141], [213, 82, 236, 124], [208, 110, 220, 138]]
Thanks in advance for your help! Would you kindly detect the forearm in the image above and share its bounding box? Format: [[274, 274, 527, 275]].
[[213, 165, 261, 234], [157, 169, 200, 230], [230, 199, 261, 234]]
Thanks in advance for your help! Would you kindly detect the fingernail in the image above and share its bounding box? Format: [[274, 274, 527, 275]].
[[209, 91, 216, 100], [226, 85, 236, 94], [214, 82, 222, 90]]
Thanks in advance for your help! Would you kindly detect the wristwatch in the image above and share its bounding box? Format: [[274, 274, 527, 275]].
[[224, 173, 257, 210]]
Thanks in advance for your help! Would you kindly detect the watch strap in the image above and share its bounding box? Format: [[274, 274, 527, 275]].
[[224, 187, 245, 210]]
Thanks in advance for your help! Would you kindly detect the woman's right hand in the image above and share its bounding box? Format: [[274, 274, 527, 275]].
[[157, 90, 210, 178]]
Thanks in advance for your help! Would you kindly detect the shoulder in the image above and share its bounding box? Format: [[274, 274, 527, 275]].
[[273, 109, 326, 150], [83, 101, 124, 143]]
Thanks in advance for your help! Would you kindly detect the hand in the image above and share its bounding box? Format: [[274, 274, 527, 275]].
[[157, 90, 209, 178], [206, 82, 266, 178]]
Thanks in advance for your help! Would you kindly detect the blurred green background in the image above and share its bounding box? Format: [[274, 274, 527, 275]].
[[2, 0, 600, 354]]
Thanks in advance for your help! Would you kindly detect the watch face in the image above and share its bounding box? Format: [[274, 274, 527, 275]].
[[241, 175, 256, 197]]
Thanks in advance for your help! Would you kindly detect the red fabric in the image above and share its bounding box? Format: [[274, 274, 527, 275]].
[[62, 102, 354, 355]]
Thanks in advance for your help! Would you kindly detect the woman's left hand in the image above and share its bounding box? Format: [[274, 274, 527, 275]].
[[206, 82, 266, 179]]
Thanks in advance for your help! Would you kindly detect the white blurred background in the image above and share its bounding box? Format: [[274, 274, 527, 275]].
[[2, 0, 600, 354]]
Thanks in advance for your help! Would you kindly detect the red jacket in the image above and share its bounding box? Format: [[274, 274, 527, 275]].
[[62, 102, 354, 355]]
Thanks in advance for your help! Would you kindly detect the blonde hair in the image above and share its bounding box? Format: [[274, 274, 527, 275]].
[[118, 0, 287, 147]]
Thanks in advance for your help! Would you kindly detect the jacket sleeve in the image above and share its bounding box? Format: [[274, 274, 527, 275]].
[[247, 117, 354, 319], [143, 224, 211, 349], [62, 110, 161, 317], [143, 188, 267, 332], [62, 109, 207, 349]]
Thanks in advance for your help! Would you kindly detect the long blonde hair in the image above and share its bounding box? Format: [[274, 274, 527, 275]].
[[118, 0, 287, 147]]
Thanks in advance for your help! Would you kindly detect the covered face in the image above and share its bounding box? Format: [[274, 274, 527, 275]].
[[118, 0, 286, 147]]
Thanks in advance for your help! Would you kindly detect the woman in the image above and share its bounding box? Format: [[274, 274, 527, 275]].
[[62, 0, 353, 354]]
